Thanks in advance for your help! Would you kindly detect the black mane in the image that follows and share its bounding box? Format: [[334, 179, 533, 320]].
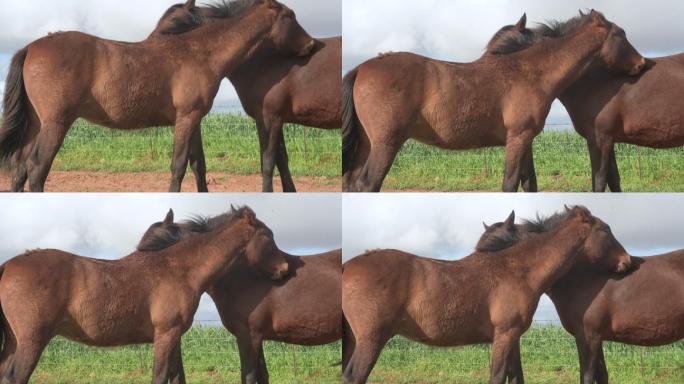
[[156, 0, 260, 35], [486, 13, 593, 55], [137, 206, 255, 251], [476, 207, 586, 252]]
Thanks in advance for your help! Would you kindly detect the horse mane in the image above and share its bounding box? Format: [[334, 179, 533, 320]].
[[486, 13, 593, 55], [155, 0, 261, 35], [475, 206, 588, 252], [137, 206, 256, 251]]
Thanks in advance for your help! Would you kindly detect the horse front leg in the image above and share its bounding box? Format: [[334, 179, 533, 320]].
[[502, 131, 534, 192], [255, 117, 282, 193], [255, 345, 270, 384], [607, 147, 622, 192], [151, 329, 183, 384], [169, 113, 202, 193], [520, 146, 538, 193], [169, 342, 186, 384], [275, 129, 296, 193], [506, 339, 525, 384], [575, 334, 603, 384], [237, 333, 264, 384], [490, 330, 521, 384], [188, 129, 208, 193]]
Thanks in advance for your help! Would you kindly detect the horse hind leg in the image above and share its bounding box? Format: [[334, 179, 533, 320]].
[[607, 147, 622, 192], [342, 332, 390, 384], [255, 346, 269, 384], [2, 338, 48, 384], [353, 140, 402, 193], [520, 146, 538, 193], [26, 119, 72, 192]]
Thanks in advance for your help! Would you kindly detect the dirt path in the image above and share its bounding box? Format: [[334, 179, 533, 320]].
[[0, 171, 340, 192]]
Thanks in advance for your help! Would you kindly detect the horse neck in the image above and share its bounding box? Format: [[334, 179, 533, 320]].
[[165, 223, 252, 293], [513, 222, 588, 293], [522, 26, 607, 97], [193, 8, 274, 78]]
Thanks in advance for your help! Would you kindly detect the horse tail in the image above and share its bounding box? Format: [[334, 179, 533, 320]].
[[0, 47, 30, 165], [341, 67, 360, 175]]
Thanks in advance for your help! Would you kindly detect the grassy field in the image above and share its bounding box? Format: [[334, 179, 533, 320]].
[[42, 115, 683, 191], [53, 114, 341, 178], [387, 133, 684, 191], [29, 325, 683, 383], [32, 326, 341, 384], [371, 326, 684, 384]]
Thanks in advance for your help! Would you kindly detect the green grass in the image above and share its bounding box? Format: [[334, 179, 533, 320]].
[[51, 114, 341, 178], [31, 326, 341, 384], [29, 326, 683, 383], [386, 132, 684, 191], [23, 116, 684, 191], [371, 326, 684, 384]]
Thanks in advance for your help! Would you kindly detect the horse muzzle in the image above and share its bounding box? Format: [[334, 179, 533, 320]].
[[616, 257, 633, 273], [270, 262, 290, 280], [628, 58, 647, 76], [298, 40, 315, 57]]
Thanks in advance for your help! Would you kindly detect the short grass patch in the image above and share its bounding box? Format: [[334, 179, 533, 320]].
[[370, 326, 684, 383], [32, 326, 341, 384]]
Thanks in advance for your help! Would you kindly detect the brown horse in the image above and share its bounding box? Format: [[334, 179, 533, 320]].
[[152, 2, 341, 192], [479, 213, 684, 384], [342, 206, 632, 383], [486, 14, 684, 192], [0, 0, 315, 192], [138, 210, 342, 384], [341, 11, 645, 192], [0, 206, 289, 384]]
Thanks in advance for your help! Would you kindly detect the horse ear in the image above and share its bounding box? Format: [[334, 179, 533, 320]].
[[164, 209, 174, 225], [184, 0, 196, 8], [230, 204, 237, 212], [589, 9, 608, 26], [564, 204, 572, 212], [264, 0, 278, 9], [515, 13, 527, 30], [243, 207, 257, 224], [483, 222, 490, 231], [504, 210, 515, 229]]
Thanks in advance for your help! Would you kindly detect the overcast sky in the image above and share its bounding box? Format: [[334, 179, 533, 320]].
[[343, 0, 684, 127], [342, 193, 684, 322], [0, 194, 341, 323], [0, 0, 341, 113]]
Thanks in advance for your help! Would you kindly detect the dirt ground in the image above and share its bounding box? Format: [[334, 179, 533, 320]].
[[0, 171, 340, 192]]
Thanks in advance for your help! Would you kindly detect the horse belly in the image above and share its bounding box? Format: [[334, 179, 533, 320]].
[[83, 86, 174, 129], [59, 314, 153, 347], [620, 116, 684, 148], [400, 301, 491, 346]]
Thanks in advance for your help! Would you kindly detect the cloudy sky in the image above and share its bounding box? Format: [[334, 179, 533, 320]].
[[343, 193, 684, 321], [0, 194, 341, 323], [343, 0, 684, 127], [0, 0, 341, 113]]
